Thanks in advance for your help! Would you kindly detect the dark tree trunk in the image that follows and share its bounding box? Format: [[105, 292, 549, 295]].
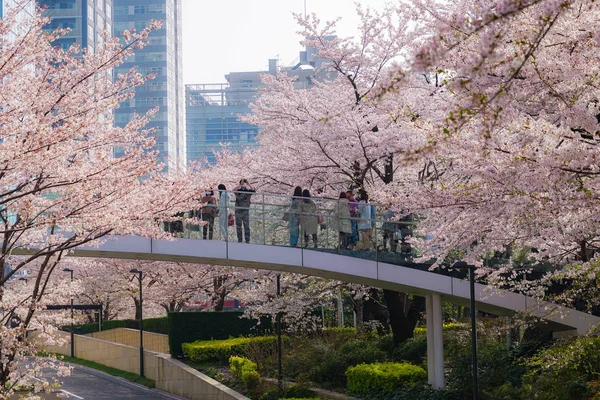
[[213, 276, 228, 311], [362, 288, 390, 335], [384, 290, 425, 347], [132, 297, 141, 320]]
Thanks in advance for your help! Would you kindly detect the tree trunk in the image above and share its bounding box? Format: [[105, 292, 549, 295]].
[[384, 290, 425, 346], [353, 296, 364, 332], [132, 297, 141, 320]]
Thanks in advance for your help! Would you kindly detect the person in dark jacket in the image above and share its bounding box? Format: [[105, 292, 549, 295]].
[[233, 179, 255, 243]]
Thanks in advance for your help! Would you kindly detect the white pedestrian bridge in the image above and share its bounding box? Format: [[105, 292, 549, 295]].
[[15, 191, 600, 389]]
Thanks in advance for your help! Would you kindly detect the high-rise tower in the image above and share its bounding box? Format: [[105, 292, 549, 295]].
[[113, 0, 185, 172]]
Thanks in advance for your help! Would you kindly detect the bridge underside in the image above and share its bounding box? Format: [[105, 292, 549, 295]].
[[16, 235, 599, 335]]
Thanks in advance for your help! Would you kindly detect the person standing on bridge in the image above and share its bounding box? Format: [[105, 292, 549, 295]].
[[217, 184, 229, 239], [233, 179, 255, 243], [356, 190, 374, 250], [300, 189, 318, 248], [200, 190, 216, 240], [333, 191, 353, 250], [287, 186, 303, 246]]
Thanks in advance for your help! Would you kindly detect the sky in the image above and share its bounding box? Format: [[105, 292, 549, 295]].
[[181, 0, 388, 85]]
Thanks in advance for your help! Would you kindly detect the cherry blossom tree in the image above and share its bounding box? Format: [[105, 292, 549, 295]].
[[377, 0, 600, 272], [0, 4, 209, 396]]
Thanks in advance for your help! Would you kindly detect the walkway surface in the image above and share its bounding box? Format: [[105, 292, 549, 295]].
[[42, 363, 187, 400]]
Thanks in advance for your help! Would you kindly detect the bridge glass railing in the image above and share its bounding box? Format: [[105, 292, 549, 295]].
[[163, 191, 444, 273]]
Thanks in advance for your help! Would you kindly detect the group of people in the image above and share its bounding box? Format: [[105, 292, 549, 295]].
[[180, 183, 409, 253], [286, 187, 320, 247], [196, 179, 256, 243], [286, 188, 375, 250]]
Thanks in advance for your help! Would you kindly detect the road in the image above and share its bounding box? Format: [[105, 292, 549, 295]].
[[42, 364, 188, 400]]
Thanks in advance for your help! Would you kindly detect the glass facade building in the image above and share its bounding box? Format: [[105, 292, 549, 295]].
[[38, 0, 112, 52], [186, 50, 328, 165], [113, 0, 185, 173]]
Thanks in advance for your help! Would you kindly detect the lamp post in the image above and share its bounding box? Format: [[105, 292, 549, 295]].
[[130, 268, 144, 377], [453, 261, 479, 400], [276, 274, 283, 390], [63, 268, 74, 357]]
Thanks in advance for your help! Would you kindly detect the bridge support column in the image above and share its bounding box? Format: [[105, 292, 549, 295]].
[[426, 293, 445, 389]]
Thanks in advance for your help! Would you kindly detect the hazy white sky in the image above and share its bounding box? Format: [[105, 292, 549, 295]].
[[181, 0, 388, 84]]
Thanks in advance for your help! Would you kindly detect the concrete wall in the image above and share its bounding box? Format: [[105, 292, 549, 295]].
[[88, 328, 170, 354], [38, 331, 249, 400]]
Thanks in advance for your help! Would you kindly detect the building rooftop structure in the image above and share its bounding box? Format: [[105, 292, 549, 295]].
[[186, 38, 334, 165]]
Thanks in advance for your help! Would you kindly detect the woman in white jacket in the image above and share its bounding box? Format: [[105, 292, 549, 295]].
[[217, 184, 229, 239]]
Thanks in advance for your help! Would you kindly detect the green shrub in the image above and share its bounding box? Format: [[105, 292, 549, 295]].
[[521, 336, 600, 400], [311, 340, 387, 387], [182, 336, 282, 363], [229, 356, 257, 379], [258, 384, 315, 400], [446, 341, 525, 397], [346, 362, 427, 395], [241, 369, 260, 389], [360, 384, 462, 400], [168, 312, 271, 357], [279, 398, 319, 400], [393, 336, 427, 365]]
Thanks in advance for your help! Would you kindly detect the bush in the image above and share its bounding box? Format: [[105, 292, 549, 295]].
[[258, 385, 315, 400], [229, 356, 257, 379], [346, 362, 427, 395], [446, 341, 525, 397], [393, 336, 428, 365], [311, 340, 387, 387], [182, 336, 282, 363], [168, 312, 271, 357], [360, 384, 462, 400], [521, 336, 600, 400], [228, 355, 261, 391]]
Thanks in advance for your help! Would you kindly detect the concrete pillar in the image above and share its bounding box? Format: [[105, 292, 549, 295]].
[[426, 293, 445, 389], [431, 293, 445, 389], [426, 294, 435, 386]]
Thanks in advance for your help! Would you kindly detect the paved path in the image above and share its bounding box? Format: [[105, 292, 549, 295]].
[[44, 364, 188, 400]]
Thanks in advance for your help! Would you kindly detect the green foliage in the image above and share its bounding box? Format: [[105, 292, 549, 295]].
[[279, 398, 319, 400], [346, 362, 427, 395], [446, 341, 525, 398], [413, 323, 469, 338], [521, 336, 600, 400], [182, 336, 282, 363], [360, 384, 462, 400], [258, 384, 315, 400], [228, 355, 261, 392], [229, 356, 257, 379], [393, 335, 428, 365], [311, 340, 388, 387], [168, 312, 271, 357]]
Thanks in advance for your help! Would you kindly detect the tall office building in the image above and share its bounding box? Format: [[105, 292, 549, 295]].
[[113, 0, 185, 173], [38, 0, 112, 52], [186, 44, 330, 165]]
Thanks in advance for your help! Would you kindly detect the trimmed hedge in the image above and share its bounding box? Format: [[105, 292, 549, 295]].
[[182, 336, 282, 363], [346, 362, 427, 395], [168, 311, 271, 357], [63, 317, 168, 335]]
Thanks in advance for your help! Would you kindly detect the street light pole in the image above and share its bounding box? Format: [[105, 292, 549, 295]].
[[276, 274, 283, 390], [453, 261, 479, 400], [63, 268, 74, 357], [130, 269, 144, 377]]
